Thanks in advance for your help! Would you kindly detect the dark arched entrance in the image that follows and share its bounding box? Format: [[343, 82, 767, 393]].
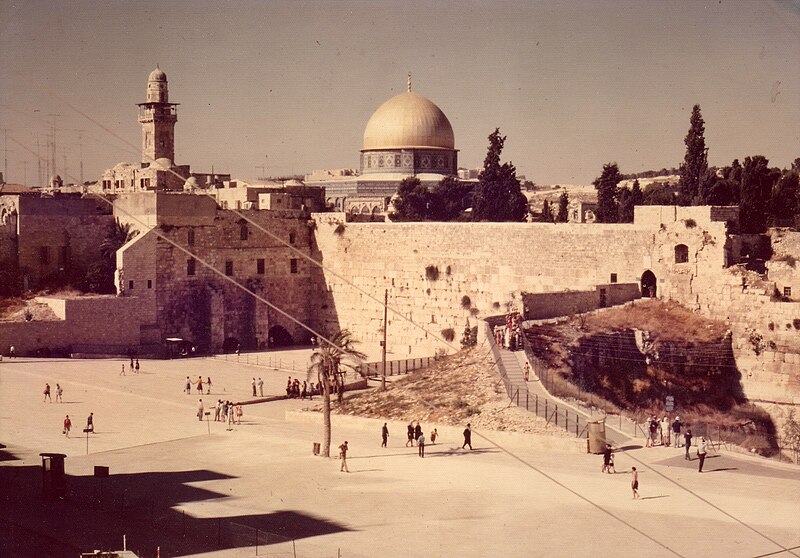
[[641, 270, 657, 298], [222, 337, 240, 353], [268, 325, 294, 348]]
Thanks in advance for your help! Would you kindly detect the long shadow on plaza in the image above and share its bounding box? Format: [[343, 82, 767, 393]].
[[0, 463, 351, 558]]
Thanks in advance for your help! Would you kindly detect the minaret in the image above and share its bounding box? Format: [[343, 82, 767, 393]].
[[137, 66, 178, 165]]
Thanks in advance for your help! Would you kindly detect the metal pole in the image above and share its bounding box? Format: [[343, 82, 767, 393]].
[[381, 289, 387, 391]]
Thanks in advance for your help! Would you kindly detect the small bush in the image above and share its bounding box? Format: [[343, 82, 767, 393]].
[[492, 301, 500, 309], [470, 307, 480, 317], [772, 254, 797, 268], [446, 265, 452, 275], [425, 265, 440, 281], [23, 309, 33, 322], [684, 218, 697, 228], [334, 223, 346, 235], [461, 295, 471, 308], [794, 319, 800, 330], [441, 328, 456, 342], [768, 322, 775, 331]]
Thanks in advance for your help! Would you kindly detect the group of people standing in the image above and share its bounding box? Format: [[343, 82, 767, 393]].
[[285, 377, 316, 399], [403, 421, 439, 457], [494, 312, 523, 351], [643, 414, 709, 472], [206, 399, 242, 429], [120, 358, 140, 375]]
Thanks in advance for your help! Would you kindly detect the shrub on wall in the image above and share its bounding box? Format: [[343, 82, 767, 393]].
[[334, 223, 346, 235], [461, 295, 471, 308], [441, 327, 455, 342], [425, 265, 440, 281]]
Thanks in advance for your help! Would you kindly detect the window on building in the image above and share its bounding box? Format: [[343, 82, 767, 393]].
[[610, 273, 617, 284], [240, 222, 248, 240], [257, 258, 265, 274], [784, 286, 792, 298], [128, 280, 134, 290], [289, 232, 296, 244], [40, 246, 49, 265], [290, 258, 298, 274], [147, 279, 152, 289], [675, 244, 689, 264], [187, 258, 196, 276], [225, 261, 234, 276], [187, 229, 195, 246]]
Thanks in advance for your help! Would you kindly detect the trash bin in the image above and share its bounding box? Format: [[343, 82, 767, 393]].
[[40, 452, 67, 500], [587, 420, 606, 454], [313, 442, 320, 455]]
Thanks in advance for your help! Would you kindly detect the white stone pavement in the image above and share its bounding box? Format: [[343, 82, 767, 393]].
[[0, 356, 798, 558]]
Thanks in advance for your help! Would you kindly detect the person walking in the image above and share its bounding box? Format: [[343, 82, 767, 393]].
[[214, 400, 221, 421], [381, 423, 389, 447], [523, 362, 530, 381], [226, 404, 234, 431], [86, 412, 94, 433], [206, 377, 212, 395], [251, 378, 257, 397], [197, 399, 204, 421], [602, 444, 613, 473], [406, 422, 415, 447], [430, 428, 438, 444], [414, 421, 423, 444], [462, 423, 473, 450], [418, 432, 426, 458], [185, 377, 191, 395], [697, 436, 708, 472], [631, 467, 640, 499], [120, 363, 126, 376], [339, 441, 350, 472], [235, 403, 243, 424], [9, 345, 15, 358], [684, 429, 693, 460], [672, 416, 683, 447], [55, 383, 63, 403], [43, 383, 52, 402], [134, 359, 140, 373], [196, 376, 203, 394], [258, 377, 264, 397], [63, 415, 72, 437]]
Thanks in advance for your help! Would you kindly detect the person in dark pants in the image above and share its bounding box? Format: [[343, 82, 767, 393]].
[[381, 423, 389, 447], [684, 429, 693, 460], [462, 423, 473, 450], [406, 422, 415, 447], [697, 436, 708, 472], [601, 444, 613, 473], [418, 433, 426, 458], [414, 422, 423, 444]]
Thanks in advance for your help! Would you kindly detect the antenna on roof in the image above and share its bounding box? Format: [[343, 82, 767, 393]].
[[407, 72, 412, 93]]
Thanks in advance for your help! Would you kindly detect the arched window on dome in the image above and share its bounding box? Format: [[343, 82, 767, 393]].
[[674, 244, 689, 264]]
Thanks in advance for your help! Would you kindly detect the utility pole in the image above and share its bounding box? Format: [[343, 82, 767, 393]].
[[36, 134, 42, 187], [2, 128, 7, 181], [381, 289, 388, 391]]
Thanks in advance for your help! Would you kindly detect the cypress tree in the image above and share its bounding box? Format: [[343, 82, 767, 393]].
[[472, 129, 528, 222], [592, 162, 622, 223], [678, 104, 708, 205]]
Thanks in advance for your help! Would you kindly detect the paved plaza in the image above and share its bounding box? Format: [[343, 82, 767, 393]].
[[0, 353, 798, 557]]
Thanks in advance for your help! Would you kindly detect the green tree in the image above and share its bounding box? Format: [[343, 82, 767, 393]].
[[91, 219, 137, 294], [678, 104, 708, 205], [617, 186, 634, 223], [641, 182, 676, 205], [540, 199, 554, 222], [472, 128, 528, 222], [770, 170, 799, 226], [391, 177, 431, 221], [592, 162, 623, 222], [429, 176, 474, 221], [557, 190, 569, 222], [739, 156, 781, 233], [307, 329, 367, 458]]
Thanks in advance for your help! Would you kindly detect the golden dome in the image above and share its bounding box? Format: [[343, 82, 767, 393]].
[[362, 92, 454, 151]]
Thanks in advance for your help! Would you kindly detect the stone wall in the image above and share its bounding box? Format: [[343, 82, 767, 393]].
[[0, 295, 145, 355], [522, 283, 641, 320], [311, 209, 731, 355]]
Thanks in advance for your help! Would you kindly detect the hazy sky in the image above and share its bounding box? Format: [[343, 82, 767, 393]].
[[1, 0, 798, 186]]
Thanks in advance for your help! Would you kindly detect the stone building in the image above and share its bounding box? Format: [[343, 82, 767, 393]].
[[0, 191, 113, 292], [113, 192, 317, 353], [306, 77, 460, 216], [95, 67, 230, 195]]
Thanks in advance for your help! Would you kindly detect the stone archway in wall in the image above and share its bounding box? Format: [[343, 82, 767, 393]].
[[641, 270, 657, 298], [222, 337, 240, 353], [268, 325, 294, 348]]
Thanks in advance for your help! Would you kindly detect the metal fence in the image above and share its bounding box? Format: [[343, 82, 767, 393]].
[[485, 322, 592, 439], [359, 356, 435, 378], [213, 352, 302, 373]]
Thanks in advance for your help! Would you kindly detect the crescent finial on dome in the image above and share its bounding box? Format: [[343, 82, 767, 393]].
[[407, 72, 412, 92]]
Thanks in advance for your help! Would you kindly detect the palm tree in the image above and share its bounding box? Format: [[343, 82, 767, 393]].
[[308, 329, 366, 457]]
